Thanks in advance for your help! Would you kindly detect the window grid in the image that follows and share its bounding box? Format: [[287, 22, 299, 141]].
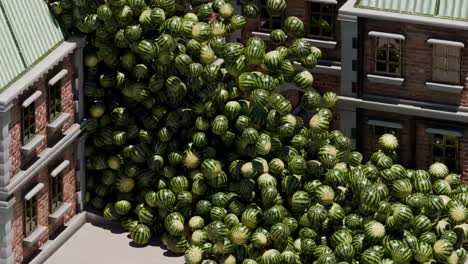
[[24, 197, 38, 236], [375, 37, 402, 76], [432, 45, 460, 84], [432, 133, 459, 172], [22, 103, 36, 144], [50, 174, 63, 213], [257, 0, 284, 32], [48, 82, 62, 121], [307, 2, 336, 40], [371, 125, 400, 153]]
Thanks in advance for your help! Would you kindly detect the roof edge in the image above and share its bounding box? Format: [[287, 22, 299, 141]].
[[0, 35, 86, 108], [340, 0, 468, 30]]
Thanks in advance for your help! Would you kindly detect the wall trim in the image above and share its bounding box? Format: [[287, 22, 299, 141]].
[[367, 120, 403, 129], [0, 124, 81, 199], [426, 128, 463, 138], [0, 35, 86, 108], [339, 0, 468, 30], [338, 95, 468, 124], [427, 38, 465, 48]]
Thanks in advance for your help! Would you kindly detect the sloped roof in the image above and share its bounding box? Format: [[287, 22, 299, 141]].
[[356, 0, 468, 21], [0, 0, 65, 91]]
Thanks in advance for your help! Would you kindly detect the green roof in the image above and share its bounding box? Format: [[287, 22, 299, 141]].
[[356, 0, 468, 21], [0, 0, 65, 91]]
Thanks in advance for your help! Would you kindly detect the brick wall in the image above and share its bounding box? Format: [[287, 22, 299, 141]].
[[9, 54, 75, 179], [362, 19, 468, 106], [241, 0, 346, 62], [358, 109, 414, 168], [12, 147, 76, 263], [314, 73, 340, 94], [461, 137, 468, 182], [62, 56, 76, 131]]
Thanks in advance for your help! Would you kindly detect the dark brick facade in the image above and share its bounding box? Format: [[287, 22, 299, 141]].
[[8, 53, 77, 263], [361, 18, 468, 106]]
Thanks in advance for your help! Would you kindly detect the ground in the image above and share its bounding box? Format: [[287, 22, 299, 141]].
[[45, 223, 184, 264]]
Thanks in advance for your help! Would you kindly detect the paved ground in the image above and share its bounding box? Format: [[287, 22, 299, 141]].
[[45, 223, 185, 264]]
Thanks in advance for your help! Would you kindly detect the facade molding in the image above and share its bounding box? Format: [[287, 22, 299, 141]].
[[338, 95, 468, 124], [339, 0, 468, 30], [48, 69, 69, 86], [367, 120, 403, 129], [425, 82, 464, 94], [367, 74, 405, 86], [0, 123, 81, 200], [0, 197, 15, 264], [0, 35, 86, 108], [427, 38, 465, 48], [368, 31, 405, 40], [0, 105, 12, 187]]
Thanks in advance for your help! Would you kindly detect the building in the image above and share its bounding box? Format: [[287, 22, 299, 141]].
[[0, 0, 86, 263], [241, 0, 468, 181]]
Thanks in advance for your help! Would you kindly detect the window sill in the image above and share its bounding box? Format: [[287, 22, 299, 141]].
[[49, 202, 71, 224], [20, 135, 44, 155], [367, 74, 405, 86], [303, 38, 338, 49], [251, 31, 271, 41], [425, 82, 463, 94], [23, 226, 47, 248], [47, 112, 70, 133]]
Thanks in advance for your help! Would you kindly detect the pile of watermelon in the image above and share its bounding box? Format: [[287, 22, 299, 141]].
[[48, 0, 468, 263]]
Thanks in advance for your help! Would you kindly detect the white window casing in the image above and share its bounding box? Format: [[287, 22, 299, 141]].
[[48, 69, 69, 86], [426, 128, 463, 138], [22, 91, 42, 108], [368, 31, 405, 40], [367, 120, 403, 129], [427, 39, 465, 48], [51, 160, 70, 178], [304, 0, 337, 4], [25, 183, 45, 201]]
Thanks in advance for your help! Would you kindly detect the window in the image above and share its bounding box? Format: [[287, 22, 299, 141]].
[[258, 0, 284, 32], [24, 196, 38, 236], [371, 125, 399, 152], [22, 103, 36, 144], [307, 2, 336, 39], [48, 82, 62, 121], [50, 173, 63, 213], [432, 133, 459, 172], [433, 45, 460, 84], [375, 37, 401, 76]]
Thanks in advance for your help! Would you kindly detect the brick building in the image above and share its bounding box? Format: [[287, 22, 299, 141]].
[[241, 0, 468, 181], [0, 0, 86, 263]]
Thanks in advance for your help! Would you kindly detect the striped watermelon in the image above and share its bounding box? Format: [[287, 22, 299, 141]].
[[131, 224, 151, 245]]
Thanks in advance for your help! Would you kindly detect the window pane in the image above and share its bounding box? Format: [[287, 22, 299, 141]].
[[446, 71, 459, 84], [447, 47, 460, 58], [376, 49, 387, 61], [322, 4, 334, 14], [376, 62, 387, 72], [446, 147, 457, 159], [433, 134, 444, 145], [374, 126, 385, 136], [376, 38, 388, 48], [434, 70, 447, 82], [434, 56, 447, 69], [434, 45, 446, 56], [433, 144, 443, 157], [445, 135, 458, 146], [388, 39, 400, 50], [388, 63, 400, 75], [446, 159, 457, 171], [389, 49, 400, 63], [447, 58, 459, 71], [272, 18, 282, 30]]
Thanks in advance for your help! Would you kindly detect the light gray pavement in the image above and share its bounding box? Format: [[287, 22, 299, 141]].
[[45, 222, 185, 264]]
